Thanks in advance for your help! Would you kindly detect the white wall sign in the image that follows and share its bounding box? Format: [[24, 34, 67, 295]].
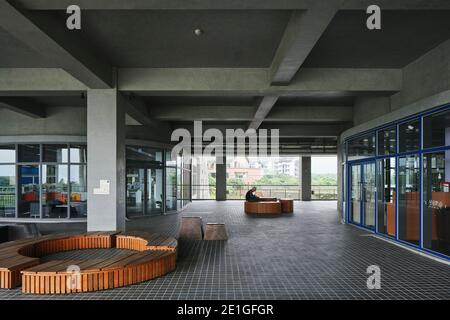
[[93, 180, 110, 195]]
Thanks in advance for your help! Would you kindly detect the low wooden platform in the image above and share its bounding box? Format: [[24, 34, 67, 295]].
[[244, 201, 282, 214], [0, 231, 177, 294]]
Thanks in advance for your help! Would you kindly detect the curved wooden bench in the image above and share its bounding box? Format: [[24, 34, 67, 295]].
[[244, 201, 282, 214], [0, 231, 177, 294]]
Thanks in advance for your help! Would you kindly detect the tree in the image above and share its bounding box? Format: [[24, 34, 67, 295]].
[[254, 174, 299, 186]]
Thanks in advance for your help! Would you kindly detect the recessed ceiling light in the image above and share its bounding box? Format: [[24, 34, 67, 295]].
[[193, 28, 203, 36]]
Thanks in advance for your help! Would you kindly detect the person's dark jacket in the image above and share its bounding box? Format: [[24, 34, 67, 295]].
[[245, 189, 260, 202]]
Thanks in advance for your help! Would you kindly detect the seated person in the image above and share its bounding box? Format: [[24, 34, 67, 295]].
[[245, 187, 261, 202]]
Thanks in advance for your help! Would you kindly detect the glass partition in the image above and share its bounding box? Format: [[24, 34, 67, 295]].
[[423, 109, 450, 149], [347, 133, 375, 161], [377, 127, 396, 155], [18, 144, 40, 162], [377, 158, 396, 236], [70, 165, 87, 218], [399, 120, 420, 153], [0, 145, 15, 163], [42, 164, 68, 219], [0, 165, 16, 218], [166, 167, 177, 211], [18, 165, 40, 218], [423, 152, 450, 256], [43, 145, 68, 163], [398, 155, 420, 245]]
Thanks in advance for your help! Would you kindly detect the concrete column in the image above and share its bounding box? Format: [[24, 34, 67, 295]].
[[216, 155, 227, 201], [87, 89, 126, 231], [301, 156, 312, 201]]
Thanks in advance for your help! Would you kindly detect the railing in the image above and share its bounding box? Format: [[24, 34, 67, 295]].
[[191, 185, 338, 200], [191, 185, 216, 200], [311, 185, 338, 200]]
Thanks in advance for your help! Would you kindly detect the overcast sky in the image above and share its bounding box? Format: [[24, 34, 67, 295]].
[[312, 156, 337, 174]]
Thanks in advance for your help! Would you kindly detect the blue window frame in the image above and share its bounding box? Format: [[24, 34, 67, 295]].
[[345, 103, 450, 260]]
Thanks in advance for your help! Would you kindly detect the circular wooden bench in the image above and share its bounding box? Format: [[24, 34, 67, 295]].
[[244, 201, 282, 214], [0, 231, 177, 294]]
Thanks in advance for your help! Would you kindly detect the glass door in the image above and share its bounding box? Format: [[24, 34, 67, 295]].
[[362, 162, 376, 228], [349, 161, 376, 229], [350, 164, 362, 224], [126, 168, 145, 217], [126, 167, 163, 217]]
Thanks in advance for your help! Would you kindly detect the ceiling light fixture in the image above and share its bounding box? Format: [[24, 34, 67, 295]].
[[193, 28, 203, 36]]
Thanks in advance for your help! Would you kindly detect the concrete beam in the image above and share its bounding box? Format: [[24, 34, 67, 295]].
[[150, 105, 353, 122], [13, 0, 450, 10], [0, 97, 46, 118], [0, 68, 87, 93], [171, 123, 349, 138], [270, 5, 338, 84], [119, 68, 402, 94], [0, 1, 112, 89], [120, 94, 153, 126], [248, 96, 279, 130]]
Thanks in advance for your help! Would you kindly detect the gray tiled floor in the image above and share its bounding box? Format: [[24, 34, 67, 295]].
[[1, 201, 449, 300]]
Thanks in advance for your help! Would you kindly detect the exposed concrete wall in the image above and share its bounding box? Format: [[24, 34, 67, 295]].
[[391, 40, 450, 110], [216, 155, 227, 201], [300, 156, 311, 201], [336, 139, 344, 217], [87, 89, 126, 232], [342, 40, 450, 141], [353, 96, 391, 126], [0, 105, 172, 144], [0, 106, 86, 136]]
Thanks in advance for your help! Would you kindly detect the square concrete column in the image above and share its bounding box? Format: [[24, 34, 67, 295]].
[[87, 89, 126, 231], [301, 156, 312, 201], [216, 155, 227, 201]]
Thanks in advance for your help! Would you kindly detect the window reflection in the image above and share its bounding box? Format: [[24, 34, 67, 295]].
[[18, 144, 40, 162], [423, 109, 450, 149], [70, 165, 87, 218], [70, 145, 87, 163], [347, 133, 375, 160], [0, 165, 16, 218], [43, 145, 68, 163], [399, 120, 420, 153], [377, 127, 396, 155], [0, 145, 15, 163], [18, 165, 40, 218], [398, 156, 420, 245], [42, 165, 68, 219], [423, 152, 450, 256], [377, 158, 396, 236]]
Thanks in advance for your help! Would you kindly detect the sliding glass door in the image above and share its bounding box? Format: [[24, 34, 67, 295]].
[[349, 161, 376, 229], [126, 167, 163, 217]]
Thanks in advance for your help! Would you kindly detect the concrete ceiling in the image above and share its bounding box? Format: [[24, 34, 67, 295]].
[[0, 1, 449, 151], [303, 10, 450, 68], [0, 27, 54, 67], [28, 10, 291, 68]]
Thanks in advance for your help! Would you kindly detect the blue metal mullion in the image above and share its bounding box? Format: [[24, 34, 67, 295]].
[[395, 156, 399, 241], [419, 117, 424, 249], [374, 160, 378, 233], [361, 164, 365, 227]]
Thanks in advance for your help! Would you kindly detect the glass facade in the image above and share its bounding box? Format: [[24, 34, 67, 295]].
[[345, 104, 450, 259], [0, 143, 191, 220]]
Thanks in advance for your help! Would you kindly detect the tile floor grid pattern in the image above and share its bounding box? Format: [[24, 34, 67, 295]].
[[0, 201, 449, 300]]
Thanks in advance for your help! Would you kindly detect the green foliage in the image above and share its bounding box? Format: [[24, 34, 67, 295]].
[[254, 174, 299, 186], [311, 174, 337, 186], [208, 175, 216, 186], [227, 178, 245, 186]]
